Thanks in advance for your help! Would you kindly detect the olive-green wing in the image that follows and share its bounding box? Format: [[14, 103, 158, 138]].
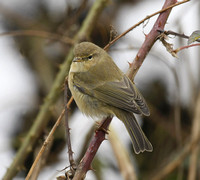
[[73, 73, 149, 116], [92, 75, 150, 116]]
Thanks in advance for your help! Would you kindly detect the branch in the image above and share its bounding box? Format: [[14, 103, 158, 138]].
[[25, 109, 65, 180], [73, 117, 112, 180], [160, 30, 200, 42], [127, 0, 177, 80], [64, 78, 76, 179], [2, 0, 109, 179], [104, 0, 190, 51], [26, 93, 75, 179], [0, 30, 74, 44], [173, 43, 200, 54]]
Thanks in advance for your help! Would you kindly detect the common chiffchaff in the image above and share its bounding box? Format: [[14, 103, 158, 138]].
[[68, 42, 153, 154]]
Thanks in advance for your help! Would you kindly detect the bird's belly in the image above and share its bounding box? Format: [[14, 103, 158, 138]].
[[71, 85, 111, 118]]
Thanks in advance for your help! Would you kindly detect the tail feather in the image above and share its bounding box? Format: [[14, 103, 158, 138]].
[[115, 110, 153, 154]]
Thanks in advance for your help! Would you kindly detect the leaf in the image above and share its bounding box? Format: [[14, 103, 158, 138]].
[[159, 33, 178, 58], [188, 30, 200, 45]]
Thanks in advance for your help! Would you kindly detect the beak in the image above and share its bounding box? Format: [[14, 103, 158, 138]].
[[73, 57, 82, 62]]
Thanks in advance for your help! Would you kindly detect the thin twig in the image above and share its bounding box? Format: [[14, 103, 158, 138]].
[[64, 78, 76, 179], [67, 97, 74, 109], [173, 43, 200, 54], [104, 0, 190, 51], [26, 95, 75, 180], [161, 30, 200, 42], [127, 0, 177, 80], [25, 109, 65, 180], [0, 30, 74, 44], [29, 134, 54, 180]]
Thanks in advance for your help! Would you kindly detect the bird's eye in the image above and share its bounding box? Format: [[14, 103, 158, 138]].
[[88, 55, 93, 60]]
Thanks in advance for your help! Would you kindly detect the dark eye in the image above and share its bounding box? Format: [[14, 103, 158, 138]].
[[88, 55, 93, 60]]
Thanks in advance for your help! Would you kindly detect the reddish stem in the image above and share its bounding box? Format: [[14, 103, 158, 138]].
[[127, 0, 177, 80], [73, 117, 112, 180], [175, 43, 200, 53]]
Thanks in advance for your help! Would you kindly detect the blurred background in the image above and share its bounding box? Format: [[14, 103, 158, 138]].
[[0, 0, 200, 179]]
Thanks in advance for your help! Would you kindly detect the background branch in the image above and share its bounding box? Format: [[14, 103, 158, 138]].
[[162, 30, 200, 42], [127, 0, 177, 80], [173, 43, 200, 54], [104, 0, 189, 51], [0, 30, 74, 44]]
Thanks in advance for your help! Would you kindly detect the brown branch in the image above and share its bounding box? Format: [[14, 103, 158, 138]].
[[25, 109, 65, 180], [161, 30, 200, 42], [173, 43, 200, 54], [25, 93, 75, 180], [127, 0, 177, 80], [104, 0, 190, 51], [29, 137, 54, 180], [64, 78, 76, 179], [67, 97, 74, 109], [73, 0, 179, 179], [73, 117, 112, 180], [0, 30, 74, 44]]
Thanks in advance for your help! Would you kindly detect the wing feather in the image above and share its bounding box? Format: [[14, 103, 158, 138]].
[[73, 72, 149, 115], [93, 76, 149, 115]]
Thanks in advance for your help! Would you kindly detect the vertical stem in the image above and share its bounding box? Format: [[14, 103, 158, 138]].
[[64, 78, 76, 175]]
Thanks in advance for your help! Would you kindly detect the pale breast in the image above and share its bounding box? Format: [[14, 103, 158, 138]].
[[68, 73, 111, 118]]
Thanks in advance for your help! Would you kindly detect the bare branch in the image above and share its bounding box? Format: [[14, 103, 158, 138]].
[[25, 109, 65, 180], [173, 43, 200, 54], [73, 117, 112, 180], [64, 78, 76, 179], [127, 0, 177, 80], [160, 30, 200, 42], [0, 30, 74, 44], [104, 0, 190, 51]]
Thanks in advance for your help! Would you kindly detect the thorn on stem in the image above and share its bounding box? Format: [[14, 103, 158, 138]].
[[128, 61, 132, 68]]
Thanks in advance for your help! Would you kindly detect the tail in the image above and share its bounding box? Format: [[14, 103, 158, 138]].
[[114, 110, 153, 154]]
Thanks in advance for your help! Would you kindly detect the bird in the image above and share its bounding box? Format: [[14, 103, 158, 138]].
[[68, 41, 153, 154]]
